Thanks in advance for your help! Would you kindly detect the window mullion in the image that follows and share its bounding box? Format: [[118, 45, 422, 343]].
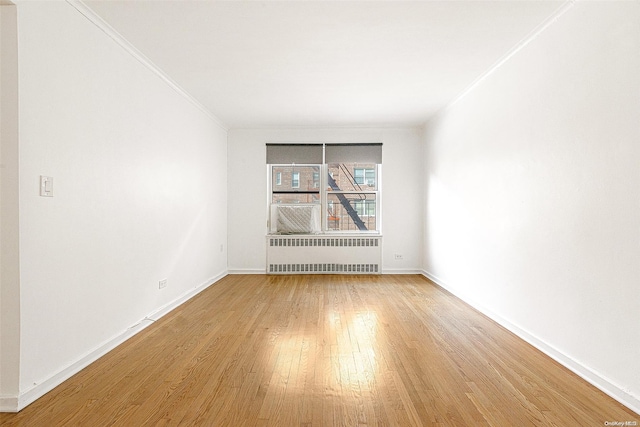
[[321, 162, 328, 232], [376, 164, 381, 232]]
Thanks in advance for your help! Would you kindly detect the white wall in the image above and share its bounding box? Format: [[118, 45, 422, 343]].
[[3, 1, 228, 409], [423, 1, 639, 411], [228, 128, 423, 273], [1, 2, 21, 403]]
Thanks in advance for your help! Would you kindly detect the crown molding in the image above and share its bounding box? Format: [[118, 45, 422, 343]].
[[429, 0, 577, 124], [66, 0, 229, 131]]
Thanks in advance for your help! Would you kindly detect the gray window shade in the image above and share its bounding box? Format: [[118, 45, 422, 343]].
[[266, 144, 323, 164], [325, 143, 382, 164]]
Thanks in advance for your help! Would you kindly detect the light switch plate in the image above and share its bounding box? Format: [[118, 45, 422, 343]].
[[40, 176, 53, 197]]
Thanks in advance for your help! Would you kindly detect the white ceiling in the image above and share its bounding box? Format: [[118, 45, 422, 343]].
[[84, 0, 566, 129]]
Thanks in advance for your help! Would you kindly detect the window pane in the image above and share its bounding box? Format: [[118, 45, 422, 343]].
[[272, 165, 320, 205], [272, 193, 320, 204], [269, 155, 380, 234], [354, 200, 376, 216], [354, 168, 364, 185], [365, 169, 375, 186], [327, 163, 377, 191], [272, 165, 320, 192], [326, 193, 377, 231]]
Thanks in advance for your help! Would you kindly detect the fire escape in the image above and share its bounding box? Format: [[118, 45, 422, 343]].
[[327, 165, 368, 231]]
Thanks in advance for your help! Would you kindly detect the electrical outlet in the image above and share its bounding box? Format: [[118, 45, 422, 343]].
[[159, 279, 167, 289], [394, 254, 403, 260]]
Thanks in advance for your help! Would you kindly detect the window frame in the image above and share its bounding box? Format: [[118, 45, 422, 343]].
[[268, 162, 381, 234]]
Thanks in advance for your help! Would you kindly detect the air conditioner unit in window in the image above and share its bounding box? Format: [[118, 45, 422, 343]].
[[269, 204, 321, 234]]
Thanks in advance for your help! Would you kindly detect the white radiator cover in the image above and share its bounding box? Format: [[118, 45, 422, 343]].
[[266, 235, 382, 274]]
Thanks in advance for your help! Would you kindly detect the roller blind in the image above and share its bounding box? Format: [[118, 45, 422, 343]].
[[266, 144, 323, 164], [325, 143, 382, 164]]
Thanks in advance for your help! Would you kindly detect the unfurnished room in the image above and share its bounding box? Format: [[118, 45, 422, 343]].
[[0, 0, 639, 425]]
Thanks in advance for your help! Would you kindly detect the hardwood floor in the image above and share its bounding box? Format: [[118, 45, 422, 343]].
[[1, 274, 637, 426]]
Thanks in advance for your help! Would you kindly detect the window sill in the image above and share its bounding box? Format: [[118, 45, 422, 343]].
[[267, 231, 382, 237]]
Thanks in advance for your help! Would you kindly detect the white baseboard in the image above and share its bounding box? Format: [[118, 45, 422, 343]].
[[227, 268, 425, 275], [6, 319, 155, 413], [146, 271, 228, 321], [382, 268, 423, 275], [227, 268, 266, 275], [1, 271, 228, 413], [421, 270, 640, 415]]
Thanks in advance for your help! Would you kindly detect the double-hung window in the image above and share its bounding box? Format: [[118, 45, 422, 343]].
[[354, 168, 375, 186], [291, 172, 300, 188], [267, 143, 382, 234]]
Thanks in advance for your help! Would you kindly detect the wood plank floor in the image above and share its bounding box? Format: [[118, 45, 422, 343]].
[[1, 274, 637, 426]]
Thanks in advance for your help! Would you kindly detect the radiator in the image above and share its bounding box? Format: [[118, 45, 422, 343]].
[[266, 235, 382, 274]]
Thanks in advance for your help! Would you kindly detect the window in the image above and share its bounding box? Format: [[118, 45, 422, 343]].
[[354, 199, 376, 217], [326, 163, 378, 231], [354, 168, 375, 187], [271, 165, 320, 204], [267, 143, 381, 233]]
